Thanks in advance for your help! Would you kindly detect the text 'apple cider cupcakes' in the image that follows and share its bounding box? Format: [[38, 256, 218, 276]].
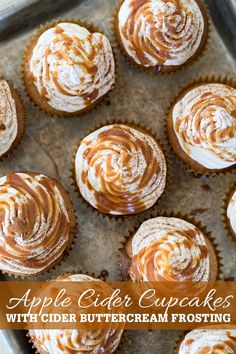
[[114, 0, 209, 74], [174, 327, 236, 354], [120, 216, 221, 281], [0, 172, 77, 278], [73, 123, 167, 217], [0, 78, 25, 159], [23, 20, 116, 117], [28, 273, 123, 354], [167, 80, 236, 176]]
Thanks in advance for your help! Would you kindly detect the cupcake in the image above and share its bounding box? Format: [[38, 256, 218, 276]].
[[29, 273, 123, 354], [114, 0, 208, 74], [222, 183, 236, 242], [0, 78, 25, 159], [0, 172, 76, 277], [120, 216, 219, 281], [23, 21, 115, 117], [167, 82, 236, 175], [74, 124, 167, 215], [175, 327, 236, 353]]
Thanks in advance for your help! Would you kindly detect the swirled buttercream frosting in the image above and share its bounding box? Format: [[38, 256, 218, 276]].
[[172, 83, 236, 170], [179, 328, 236, 354], [75, 124, 166, 215], [29, 22, 115, 112], [31, 274, 123, 354], [0, 172, 75, 276], [0, 80, 18, 157], [117, 0, 205, 67], [227, 188, 236, 235], [130, 217, 210, 281]]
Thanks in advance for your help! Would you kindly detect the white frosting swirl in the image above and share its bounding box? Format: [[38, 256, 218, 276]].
[[30, 23, 115, 112], [227, 189, 236, 235], [0, 80, 18, 157], [172, 84, 236, 169], [31, 274, 123, 354], [0, 172, 74, 275], [130, 217, 210, 282], [118, 0, 205, 67], [179, 329, 236, 354], [75, 124, 166, 215]]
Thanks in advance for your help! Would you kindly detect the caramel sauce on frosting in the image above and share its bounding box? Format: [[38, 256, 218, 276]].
[[179, 329, 236, 354], [173, 83, 236, 169], [227, 189, 236, 235], [130, 217, 210, 282], [31, 274, 123, 354], [75, 124, 166, 215], [0, 173, 72, 275], [0, 80, 18, 157], [118, 0, 204, 67], [30, 23, 115, 112]]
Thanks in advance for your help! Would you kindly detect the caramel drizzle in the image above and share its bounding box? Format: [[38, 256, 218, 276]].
[[81, 125, 164, 214], [120, 0, 202, 66], [188, 333, 236, 354], [175, 90, 236, 162], [0, 173, 70, 271], [130, 227, 209, 282], [33, 24, 112, 107]]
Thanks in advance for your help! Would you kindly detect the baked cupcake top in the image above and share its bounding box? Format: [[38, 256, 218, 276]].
[[130, 217, 210, 281], [172, 83, 236, 170], [29, 22, 115, 113], [0, 79, 18, 156], [117, 0, 205, 67], [75, 124, 166, 215], [227, 188, 236, 235], [178, 328, 236, 353], [31, 274, 123, 354], [0, 172, 74, 276]]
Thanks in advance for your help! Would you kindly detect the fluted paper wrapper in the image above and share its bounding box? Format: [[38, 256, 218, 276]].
[[222, 182, 236, 245], [167, 75, 236, 177], [119, 211, 223, 281], [22, 19, 118, 118], [71, 118, 170, 221], [113, 0, 210, 75]]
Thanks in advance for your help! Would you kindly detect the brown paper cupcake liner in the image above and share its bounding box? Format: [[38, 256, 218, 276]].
[[22, 18, 118, 119], [113, 0, 210, 76], [166, 75, 236, 177], [118, 211, 223, 281], [70, 118, 171, 221], [0, 77, 26, 161], [221, 182, 236, 246], [1, 174, 79, 280]]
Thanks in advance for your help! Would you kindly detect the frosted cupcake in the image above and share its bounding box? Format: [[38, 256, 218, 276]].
[[167, 82, 236, 175], [74, 124, 167, 215], [222, 183, 236, 242], [0, 78, 25, 159], [175, 327, 236, 353], [0, 172, 76, 277], [120, 217, 219, 281], [29, 273, 123, 354], [23, 21, 115, 117], [115, 0, 208, 73]]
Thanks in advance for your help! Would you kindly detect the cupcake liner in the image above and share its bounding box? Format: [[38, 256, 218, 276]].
[[113, 0, 210, 76], [0, 77, 26, 161], [1, 173, 78, 280], [221, 182, 236, 246], [118, 211, 223, 281], [70, 118, 170, 221], [22, 18, 118, 119], [166, 75, 236, 177]]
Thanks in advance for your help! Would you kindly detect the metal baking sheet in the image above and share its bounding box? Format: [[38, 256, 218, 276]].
[[0, 0, 235, 353]]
